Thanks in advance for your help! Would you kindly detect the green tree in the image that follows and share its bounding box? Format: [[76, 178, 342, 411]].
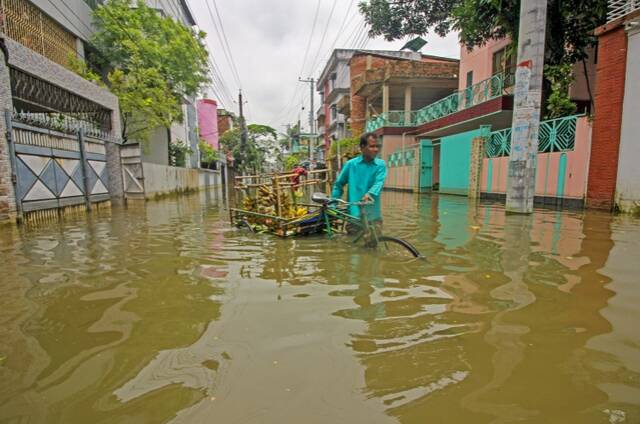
[[220, 124, 280, 174], [359, 0, 606, 109], [90, 0, 210, 143]]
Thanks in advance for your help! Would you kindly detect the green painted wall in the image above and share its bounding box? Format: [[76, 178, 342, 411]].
[[439, 129, 481, 196]]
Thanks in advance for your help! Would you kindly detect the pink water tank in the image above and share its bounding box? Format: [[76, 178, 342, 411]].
[[197, 99, 219, 150]]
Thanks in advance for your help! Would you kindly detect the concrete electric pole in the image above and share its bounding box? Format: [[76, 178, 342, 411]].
[[505, 0, 548, 214]]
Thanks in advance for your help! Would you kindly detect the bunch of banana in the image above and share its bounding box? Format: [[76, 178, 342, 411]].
[[242, 197, 257, 211], [285, 206, 308, 218]]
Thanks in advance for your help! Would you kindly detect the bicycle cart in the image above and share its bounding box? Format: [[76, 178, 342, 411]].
[[229, 170, 334, 237], [230, 171, 421, 258]]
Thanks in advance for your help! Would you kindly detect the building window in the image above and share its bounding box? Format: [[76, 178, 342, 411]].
[[330, 105, 337, 122], [492, 47, 517, 75], [466, 71, 473, 88]]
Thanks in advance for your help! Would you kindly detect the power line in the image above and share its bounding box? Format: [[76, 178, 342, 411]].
[[186, 0, 236, 112], [211, 0, 243, 88], [311, 0, 357, 77], [308, 0, 338, 76], [270, 0, 322, 125], [204, 0, 242, 89], [58, 0, 94, 39], [299, 0, 322, 79]]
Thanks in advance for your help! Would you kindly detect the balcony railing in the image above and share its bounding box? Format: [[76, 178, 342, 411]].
[[485, 115, 580, 158], [608, 0, 640, 22], [365, 70, 514, 133], [365, 111, 417, 132]]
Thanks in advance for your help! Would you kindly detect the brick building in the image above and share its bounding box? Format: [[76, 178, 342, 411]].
[[587, 0, 640, 212]]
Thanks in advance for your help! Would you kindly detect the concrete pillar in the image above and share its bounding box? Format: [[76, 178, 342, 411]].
[[469, 126, 491, 200], [404, 86, 413, 125], [469, 137, 486, 200], [614, 26, 640, 214], [505, 0, 547, 213], [0, 36, 17, 223], [382, 83, 390, 114]]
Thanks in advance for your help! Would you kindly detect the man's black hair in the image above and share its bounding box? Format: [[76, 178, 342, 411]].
[[359, 132, 377, 148]]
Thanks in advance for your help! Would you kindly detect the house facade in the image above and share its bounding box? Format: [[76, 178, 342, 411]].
[[360, 38, 597, 209], [316, 49, 355, 154], [0, 0, 123, 222]]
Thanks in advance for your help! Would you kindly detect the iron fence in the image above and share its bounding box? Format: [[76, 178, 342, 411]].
[[485, 115, 581, 158]]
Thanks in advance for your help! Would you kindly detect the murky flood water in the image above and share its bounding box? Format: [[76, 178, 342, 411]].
[[1, 190, 639, 423]]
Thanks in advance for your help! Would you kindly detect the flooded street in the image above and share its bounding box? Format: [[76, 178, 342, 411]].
[[1, 190, 639, 423]]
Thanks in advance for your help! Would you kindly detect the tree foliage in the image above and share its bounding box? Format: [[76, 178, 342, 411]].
[[359, 0, 607, 67], [90, 0, 210, 142], [220, 124, 281, 174], [199, 140, 219, 168], [544, 63, 577, 119], [328, 137, 360, 160]]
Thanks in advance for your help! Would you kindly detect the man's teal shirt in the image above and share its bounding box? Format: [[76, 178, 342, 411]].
[[331, 155, 387, 220]]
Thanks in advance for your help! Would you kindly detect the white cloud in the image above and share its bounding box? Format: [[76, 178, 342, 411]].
[[188, 0, 460, 132]]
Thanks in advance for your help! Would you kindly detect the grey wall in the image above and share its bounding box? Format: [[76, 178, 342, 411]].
[[143, 127, 170, 166], [31, 0, 96, 41], [615, 28, 640, 213], [187, 101, 199, 168], [145, 0, 193, 26]]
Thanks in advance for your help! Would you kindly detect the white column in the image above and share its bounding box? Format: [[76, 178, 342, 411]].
[[382, 83, 390, 114], [404, 86, 412, 125]]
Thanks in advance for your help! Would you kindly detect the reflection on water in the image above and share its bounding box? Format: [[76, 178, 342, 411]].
[[0, 190, 639, 423]]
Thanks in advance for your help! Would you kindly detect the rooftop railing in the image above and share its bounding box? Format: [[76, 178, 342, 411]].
[[608, 0, 640, 22]]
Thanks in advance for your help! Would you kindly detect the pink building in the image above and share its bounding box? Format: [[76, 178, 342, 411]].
[[197, 99, 219, 150]]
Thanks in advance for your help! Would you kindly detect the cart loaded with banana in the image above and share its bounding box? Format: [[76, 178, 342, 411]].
[[230, 169, 335, 237]]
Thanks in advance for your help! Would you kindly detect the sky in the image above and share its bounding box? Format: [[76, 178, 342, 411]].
[[187, 0, 461, 134]]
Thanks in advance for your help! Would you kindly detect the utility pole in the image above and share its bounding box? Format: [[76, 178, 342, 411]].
[[299, 77, 315, 162], [505, 0, 548, 213], [237, 89, 248, 173]]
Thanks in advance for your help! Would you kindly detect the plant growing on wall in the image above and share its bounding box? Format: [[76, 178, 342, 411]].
[[90, 0, 209, 143], [169, 140, 192, 167], [199, 140, 219, 169]]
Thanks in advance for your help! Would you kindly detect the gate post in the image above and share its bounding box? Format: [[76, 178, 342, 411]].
[[1, 34, 18, 222], [469, 125, 491, 200], [3, 110, 21, 221], [77, 129, 92, 211]]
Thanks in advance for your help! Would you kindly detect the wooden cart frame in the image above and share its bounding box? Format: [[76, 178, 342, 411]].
[[229, 169, 333, 237]]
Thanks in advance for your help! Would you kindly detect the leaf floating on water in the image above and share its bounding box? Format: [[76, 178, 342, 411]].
[[484, 274, 491, 279], [470, 225, 481, 230], [221, 352, 232, 360], [0, 355, 6, 365]]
